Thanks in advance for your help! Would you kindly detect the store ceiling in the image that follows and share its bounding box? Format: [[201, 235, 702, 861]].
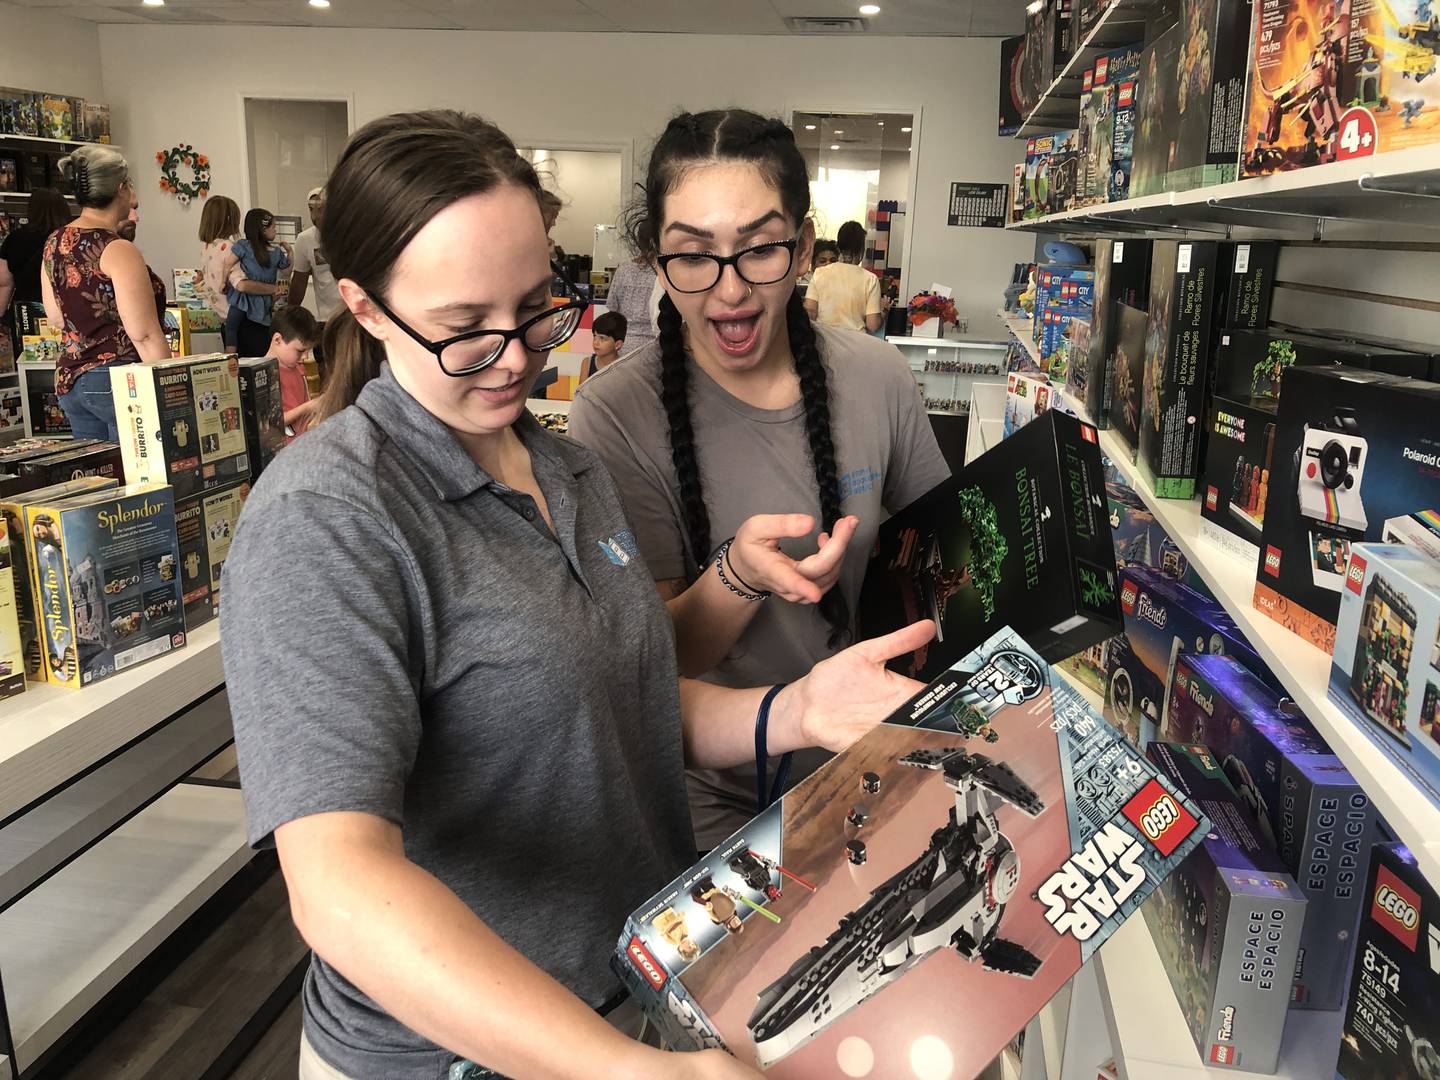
[[16, 0, 1023, 35]]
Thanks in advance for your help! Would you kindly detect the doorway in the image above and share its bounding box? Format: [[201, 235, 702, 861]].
[[243, 97, 350, 242]]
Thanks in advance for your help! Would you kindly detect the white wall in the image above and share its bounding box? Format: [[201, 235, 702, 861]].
[[245, 98, 350, 225], [0, 1, 103, 101], [528, 149, 623, 261], [98, 26, 1033, 334]]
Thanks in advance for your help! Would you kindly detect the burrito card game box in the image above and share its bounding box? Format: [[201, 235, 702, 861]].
[[174, 480, 249, 628], [614, 627, 1208, 1077]]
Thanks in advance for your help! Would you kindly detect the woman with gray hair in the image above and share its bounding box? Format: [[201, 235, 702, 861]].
[[40, 144, 170, 441]]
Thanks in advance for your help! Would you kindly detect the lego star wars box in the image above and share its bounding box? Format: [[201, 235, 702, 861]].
[[173, 480, 249, 629], [236, 358, 285, 481], [0, 512, 25, 701], [1143, 741, 1308, 1072], [1345, 0, 1440, 158], [1164, 653, 1377, 1010], [1335, 842, 1440, 1080], [1107, 302, 1152, 458], [1330, 543, 1440, 808], [1105, 565, 1276, 749], [1140, 240, 1219, 499], [1201, 396, 1278, 560], [111, 355, 250, 502], [23, 484, 186, 688], [1243, 0, 1348, 174], [1003, 373, 1081, 439], [1133, 24, 1183, 196], [1074, 239, 1151, 428], [1214, 243, 1280, 333], [614, 627, 1209, 1077], [857, 410, 1120, 682], [1253, 365, 1440, 652], [1168, 0, 1255, 191]]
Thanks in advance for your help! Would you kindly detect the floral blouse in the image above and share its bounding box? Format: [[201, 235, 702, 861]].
[[43, 226, 141, 398]]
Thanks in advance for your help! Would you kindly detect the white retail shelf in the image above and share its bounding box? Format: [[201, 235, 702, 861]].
[[0, 134, 122, 151], [1003, 316, 1044, 370], [1016, 0, 1151, 139], [1095, 916, 1343, 1079], [0, 620, 223, 824], [889, 336, 1010, 351], [0, 782, 249, 1073]]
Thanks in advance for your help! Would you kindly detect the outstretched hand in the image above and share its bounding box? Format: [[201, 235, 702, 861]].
[[793, 620, 937, 753], [727, 513, 860, 605]]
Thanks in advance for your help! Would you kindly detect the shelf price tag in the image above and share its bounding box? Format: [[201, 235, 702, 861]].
[[1113, 241, 1125, 263], [1337, 107, 1378, 161]]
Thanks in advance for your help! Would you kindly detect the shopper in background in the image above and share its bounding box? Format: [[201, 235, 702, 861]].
[[40, 145, 169, 441], [224, 207, 291, 356], [538, 187, 566, 264], [289, 187, 341, 342], [197, 195, 241, 346], [812, 238, 839, 270], [804, 219, 886, 332], [222, 108, 931, 1080], [579, 309, 626, 382], [0, 186, 70, 351], [267, 305, 320, 442], [118, 206, 167, 320], [570, 110, 950, 850], [603, 253, 658, 355]]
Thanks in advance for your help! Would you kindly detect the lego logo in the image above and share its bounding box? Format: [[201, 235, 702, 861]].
[[1121, 779, 1199, 857], [1264, 546, 1282, 577], [626, 935, 666, 990], [1081, 424, 1096, 443], [1346, 555, 1367, 595], [1175, 670, 1189, 691], [1118, 83, 1135, 105], [1120, 582, 1137, 614], [1139, 794, 1181, 840], [1009, 374, 1018, 391], [1210, 1045, 1235, 1065], [1205, 486, 1218, 511], [1373, 866, 1423, 951], [1096, 56, 1109, 78], [1378, 886, 1420, 931]]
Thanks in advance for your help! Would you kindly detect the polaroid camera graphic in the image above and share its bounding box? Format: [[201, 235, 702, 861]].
[[1297, 408, 1369, 590]]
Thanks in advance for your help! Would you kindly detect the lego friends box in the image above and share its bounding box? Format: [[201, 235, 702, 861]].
[[614, 628, 1208, 1076]]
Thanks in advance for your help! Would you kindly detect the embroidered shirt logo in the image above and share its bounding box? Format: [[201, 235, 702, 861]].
[[598, 530, 639, 566]]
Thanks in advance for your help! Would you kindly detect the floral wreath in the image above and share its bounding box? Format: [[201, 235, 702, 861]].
[[155, 144, 211, 206]]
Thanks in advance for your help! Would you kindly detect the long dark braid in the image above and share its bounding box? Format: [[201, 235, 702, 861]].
[[657, 292, 714, 568]]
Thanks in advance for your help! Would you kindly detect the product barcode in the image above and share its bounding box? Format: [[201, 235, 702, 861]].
[[116, 635, 173, 671]]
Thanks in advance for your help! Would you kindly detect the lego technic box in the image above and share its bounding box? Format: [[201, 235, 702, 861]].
[[1163, 653, 1377, 1010], [1143, 742, 1308, 1072], [1243, 0, 1348, 174], [1335, 842, 1440, 1080], [1253, 365, 1440, 652], [856, 409, 1120, 681], [1201, 395, 1278, 560], [1074, 238, 1151, 429], [614, 628, 1209, 1077], [1168, 0, 1255, 191], [173, 480, 250, 629], [1330, 543, 1440, 807], [111, 355, 250, 502], [24, 484, 186, 688]]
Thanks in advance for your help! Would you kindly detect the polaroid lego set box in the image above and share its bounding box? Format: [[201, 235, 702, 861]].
[[1140, 240, 1220, 499], [1003, 373, 1082, 439], [111, 355, 250, 502], [614, 627, 1208, 1077], [1254, 365, 1440, 652], [24, 483, 186, 688], [1335, 842, 1440, 1080], [0, 512, 25, 701], [1346, 0, 1440, 158], [1074, 238, 1151, 428], [1107, 302, 1152, 458], [1038, 304, 1092, 381], [1201, 396, 1278, 560], [1105, 565, 1276, 749], [858, 410, 1120, 681], [236, 358, 285, 481], [1214, 243, 1280, 333], [174, 480, 249, 629], [1167, 0, 1254, 191], [1163, 653, 1377, 1010], [1132, 24, 1183, 196], [1330, 543, 1440, 807], [1143, 741, 1308, 1072], [1242, 0, 1347, 174]]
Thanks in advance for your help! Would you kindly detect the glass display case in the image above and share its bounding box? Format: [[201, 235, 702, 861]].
[[888, 336, 1008, 417]]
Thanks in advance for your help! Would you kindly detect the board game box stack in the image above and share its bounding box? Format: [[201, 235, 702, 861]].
[[615, 627, 1209, 1077]]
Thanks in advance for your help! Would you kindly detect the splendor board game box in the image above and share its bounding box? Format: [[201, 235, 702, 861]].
[[857, 410, 1120, 680], [614, 627, 1209, 1077]]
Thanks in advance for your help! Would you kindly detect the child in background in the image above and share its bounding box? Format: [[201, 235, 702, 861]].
[[580, 310, 627, 382], [268, 306, 319, 443]]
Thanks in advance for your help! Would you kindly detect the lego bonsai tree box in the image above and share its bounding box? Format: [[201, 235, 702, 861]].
[[857, 409, 1120, 682], [614, 627, 1208, 1077], [1330, 543, 1440, 808], [1070, 238, 1150, 429], [1164, 652, 1378, 1010], [1143, 741, 1308, 1072], [1253, 365, 1440, 652], [1335, 843, 1440, 1080]]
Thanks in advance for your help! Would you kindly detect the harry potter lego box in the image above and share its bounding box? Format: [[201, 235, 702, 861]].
[[615, 628, 1207, 1076]]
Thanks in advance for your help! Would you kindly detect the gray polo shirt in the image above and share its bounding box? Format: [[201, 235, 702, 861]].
[[220, 365, 694, 1080]]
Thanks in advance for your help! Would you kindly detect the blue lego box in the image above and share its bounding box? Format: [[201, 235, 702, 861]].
[[614, 627, 1207, 1077], [1163, 652, 1377, 1010], [1039, 304, 1092, 382], [1033, 267, 1095, 342]]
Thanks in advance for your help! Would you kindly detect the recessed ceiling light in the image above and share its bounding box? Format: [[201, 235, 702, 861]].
[[309, 0, 330, 8], [830, 144, 840, 151], [877, 121, 885, 126], [141, 0, 164, 7], [804, 124, 816, 130], [834, 130, 844, 135], [859, 3, 881, 13], [901, 126, 912, 132]]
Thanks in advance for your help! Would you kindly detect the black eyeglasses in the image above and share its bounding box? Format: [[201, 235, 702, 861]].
[[656, 236, 799, 294], [368, 274, 587, 377]]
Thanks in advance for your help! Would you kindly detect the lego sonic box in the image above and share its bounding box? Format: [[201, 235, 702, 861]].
[[614, 627, 1209, 1076], [1330, 543, 1440, 809], [1163, 653, 1377, 1010], [1143, 742, 1307, 1072], [857, 409, 1120, 681], [1335, 843, 1440, 1080]]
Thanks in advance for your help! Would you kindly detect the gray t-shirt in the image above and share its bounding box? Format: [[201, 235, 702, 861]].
[[220, 366, 694, 1080], [569, 325, 950, 848]]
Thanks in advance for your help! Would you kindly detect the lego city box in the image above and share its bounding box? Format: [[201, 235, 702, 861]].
[[1167, 0, 1255, 191], [1075, 239, 1151, 429], [236, 358, 285, 481], [856, 409, 1120, 682], [614, 627, 1209, 1077], [1037, 304, 1092, 382], [1140, 240, 1220, 499], [173, 479, 249, 629], [1163, 653, 1377, 1010], [1253, 365, 1440, 652], [1142, 741, 1308, 1072], [1242, 0, 1347, 174], [1335, 842, 1440, 1080], [23, 483, 186, 688], [110, 355, 250, 503], [1201, 395, 1278, 561], [1329, 543, 1440, 807]]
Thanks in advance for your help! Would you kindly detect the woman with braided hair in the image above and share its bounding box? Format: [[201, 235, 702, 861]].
[[570, 109, 951, 849]]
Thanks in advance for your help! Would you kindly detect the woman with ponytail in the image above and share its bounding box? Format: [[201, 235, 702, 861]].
[[220, 109, 931, 1080], [569, 109, 951, 850]]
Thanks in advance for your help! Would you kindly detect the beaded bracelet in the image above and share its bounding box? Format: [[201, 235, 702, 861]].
[[714, 537, 771, 602]]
